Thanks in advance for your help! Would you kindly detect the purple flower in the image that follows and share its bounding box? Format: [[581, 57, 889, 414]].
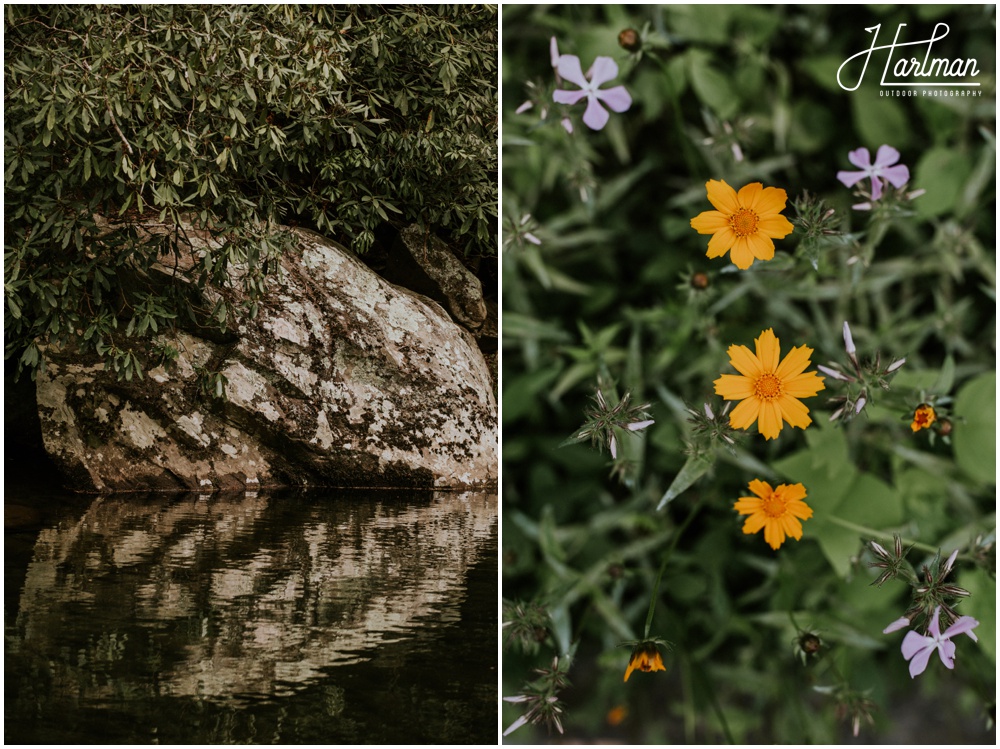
[[899, 606, 979, 678], [552, 55, 632, 131], [837, 145, 910, 201]]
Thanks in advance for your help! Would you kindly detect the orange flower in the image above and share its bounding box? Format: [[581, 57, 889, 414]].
[[690, 179, 794, 270], [606, 704, 628, 726], [734, 480, 813, 550], [911, 404, 936, 432], [713, 328, 825, 440], [623, 642, 666, 682]]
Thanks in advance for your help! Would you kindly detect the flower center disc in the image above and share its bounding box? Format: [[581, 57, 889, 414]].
[[755, 373, 782, 399], [730, 208, 759, 237], [761, 491, 787, 518]]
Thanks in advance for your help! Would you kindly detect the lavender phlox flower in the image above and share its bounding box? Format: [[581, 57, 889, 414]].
[[837, 145, 910, 201], [515, 100, 533, 115], [704, 402, 714, 420], [883, 615, 910, 634], [609, 434, 618, 460], [550, 37, 560, 69], [552, 55, 632, 131], [900, 606, 980, 678], [560, 117, 573, 134], [854, 396, 866, 414]]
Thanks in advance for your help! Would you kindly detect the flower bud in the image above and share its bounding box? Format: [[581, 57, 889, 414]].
[[799, 632, 822, 655], [618, 28, 641, 52], [842, 320, 856, 355], [691, 271, 710, 290]]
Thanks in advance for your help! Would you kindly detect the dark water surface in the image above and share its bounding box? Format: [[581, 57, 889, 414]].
[[5, 486, 498, 744]]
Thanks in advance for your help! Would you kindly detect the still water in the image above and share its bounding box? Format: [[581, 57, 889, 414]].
[[5, 487, 497, 743]]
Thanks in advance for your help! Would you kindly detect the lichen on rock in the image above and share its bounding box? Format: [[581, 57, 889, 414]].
[[35, 226, 497, 492]]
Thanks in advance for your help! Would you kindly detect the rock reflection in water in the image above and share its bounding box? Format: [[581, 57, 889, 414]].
[[6, 489, 497, 743]]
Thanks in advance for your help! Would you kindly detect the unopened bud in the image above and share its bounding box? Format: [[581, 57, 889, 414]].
[[691, 271, 710, 290], [618, 28, 641, 52], [799, 633, 822, 655], [842, 321, 856, 355]]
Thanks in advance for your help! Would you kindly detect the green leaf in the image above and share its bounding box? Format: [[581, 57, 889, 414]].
[[913, 147, 973, 218], [656, 454, 714, 511], [952, 371, 996, 485]]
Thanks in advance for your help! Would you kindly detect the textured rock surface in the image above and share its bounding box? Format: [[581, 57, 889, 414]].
[[388, 225, 488, 332], [36, 226, 497, 492]]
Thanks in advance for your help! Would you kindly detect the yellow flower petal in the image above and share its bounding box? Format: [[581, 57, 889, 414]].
[[748, 232, 775, 261], [728, 396, 761, 431], [764, 521, 783, 550], [690, 210, 729, 234], [782, 370, 826, 398], [737, 181, 764, 209], [747, 479, 773, 499], [758, 214, 794, 239], [754, 328, 781, 373], [778, 394, 813, 430], [706, 226, 736, 258], [729, 236, 755, 269], [757, 399, 783, 439], [775, 344, 814, 380], [705, 179, 740, 214], [727, 344, 764, 378], [782, 514, 804, 541], [742, 513, 767, 535], [715, 373, 755, 400], [753, 186, 788, 216]]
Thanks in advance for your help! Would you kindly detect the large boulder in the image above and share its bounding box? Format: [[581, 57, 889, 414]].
[[35, 226, 497, 492]]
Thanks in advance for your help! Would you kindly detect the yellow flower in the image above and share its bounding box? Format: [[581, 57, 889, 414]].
[[734, 480, 813, 550], [623, 642, 666, 682], [690, 179, 794, 270], [713, 328, 825, 440], [911, 403, 936, 432]]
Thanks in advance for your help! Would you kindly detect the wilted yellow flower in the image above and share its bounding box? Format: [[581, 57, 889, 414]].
[[690, 179, 794, 270], [623, 641, 666, 682], [911, 404, 936, 432], [713, 328, 825, 440], [734, 480, 813, 550]]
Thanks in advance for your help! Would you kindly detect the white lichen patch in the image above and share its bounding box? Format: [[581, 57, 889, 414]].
[[273, 350, 318, 394], [312, 409, 335, 450], [223, 361, 282, 422], [120, 406, 168, 450], [171, 332, 217, 379], [263, 315, 305, 346], [384, 296, 423, 343], [175, 412, 211, 447], [220, 443, 238, 457]]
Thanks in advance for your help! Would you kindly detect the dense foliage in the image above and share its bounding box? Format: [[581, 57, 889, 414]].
[[502, 4, 994, 744], [5, 5, 497, 379]]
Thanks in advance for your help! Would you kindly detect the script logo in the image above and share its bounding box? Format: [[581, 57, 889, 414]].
[[837, 23, 981, 92]]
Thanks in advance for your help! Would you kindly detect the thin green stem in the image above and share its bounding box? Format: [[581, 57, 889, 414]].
[[643, 499, 701, 639], [825, 515, 938, 555]]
